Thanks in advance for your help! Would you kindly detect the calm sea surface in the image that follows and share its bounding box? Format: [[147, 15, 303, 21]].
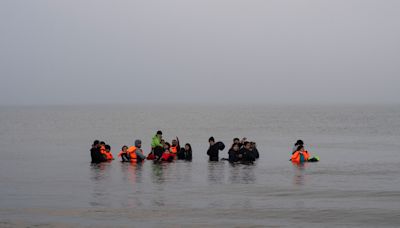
[[0, 105, 399, 227]]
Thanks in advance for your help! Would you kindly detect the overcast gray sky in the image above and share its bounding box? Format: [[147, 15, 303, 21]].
[[0, 0, 399, 105]]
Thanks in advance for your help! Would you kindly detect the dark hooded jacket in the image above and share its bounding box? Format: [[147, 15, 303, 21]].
[[207, 141, 225, 161], [91, 146, 106, 163]]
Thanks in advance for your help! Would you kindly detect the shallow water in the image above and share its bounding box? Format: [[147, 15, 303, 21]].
[[0, 105, 399, 227]]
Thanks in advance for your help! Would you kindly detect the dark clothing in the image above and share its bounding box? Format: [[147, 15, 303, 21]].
[[153, 146, 164, 161], [253, 148, 260, 159], [121, 153, 130, 162], [207, 141, 225, 161], [228, 149, 239, 163], [177, 148, 185, 160], [91, 147, 106, 163], [239, 148, 256, 162], [178, 148, 193, 161], [184, 149, 192, 161]]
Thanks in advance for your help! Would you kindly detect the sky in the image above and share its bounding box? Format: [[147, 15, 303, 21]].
[[0, 0, 399, 105]]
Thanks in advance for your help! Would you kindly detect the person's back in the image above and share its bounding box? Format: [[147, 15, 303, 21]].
[[207, 137, 224, 161], [177, 147, 185, 160], [90, 140, 106, 163], [250, 142, 259, 159]]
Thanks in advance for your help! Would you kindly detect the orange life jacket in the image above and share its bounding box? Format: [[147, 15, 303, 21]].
[[105, 151, 113, 160], [100, 145, 107, 155], [127, 146, 138, 161], [291, 150, 310, 163], [161, 152, 174, 161], [170, 146, 178, 154]]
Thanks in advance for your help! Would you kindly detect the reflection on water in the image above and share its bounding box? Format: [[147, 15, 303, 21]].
[[292, 162, 308, 186], [90, 162, 112, 182], [151, 162, 168, 185], [228, 163, 256, 184], [120, 162, 144, 187], [89, 162, 112, 207], [207, 161, 226, 184]]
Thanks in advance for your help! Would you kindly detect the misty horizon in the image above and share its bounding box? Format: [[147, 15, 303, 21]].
[[1, 0, 399, 105]]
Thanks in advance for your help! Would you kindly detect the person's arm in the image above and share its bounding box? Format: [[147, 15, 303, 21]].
[[176, 137, 180, 150], [136, 149, 146, 160]]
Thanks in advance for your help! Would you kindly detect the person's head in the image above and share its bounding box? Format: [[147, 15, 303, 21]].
[[135, 139, 142, 148], [164, 142, 170, 150], [296, 145, 304, 152], [232, 143, 240, 151], [295, 140, 304, 146], [105, 144, 111, 152], [172, 139, 177, 146], [185, 143, 192, 152], [121, 145, 128, 152], [161, 139, 165, 146], [250, 142, 256, 149], [92, 140, 100, 147], [156, 130, 162, 137], [209, 137, 215, 145], [100, 141, 106, 146], [243, 141, 251, 150], [233, 138, 240, 144]]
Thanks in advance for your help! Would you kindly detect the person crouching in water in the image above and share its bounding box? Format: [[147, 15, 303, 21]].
[[207, 137, 225, 161], [104, 145, 114, 161], [160, 142, 174, 162], [127, 140, 146, 163], [118, 145, 130, 162], [291, 145, 310, 163], [151, 130, 164, 160], [178, 143, 192, 161]]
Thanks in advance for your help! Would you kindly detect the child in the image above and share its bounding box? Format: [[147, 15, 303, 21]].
[[104, 145, 114, 161], [160, 142, 174, 162], [291, 145, 310, 163], [292, 140, 304, 154], [118, 145, 130, 162]]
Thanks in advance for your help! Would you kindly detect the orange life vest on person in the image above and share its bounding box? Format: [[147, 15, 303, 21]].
[[105, 152, 113, 160], [291, 150, 310, 163], [161, 151, 174, 161], [100, 145, 107, 155], [170, 146, 178, 154], [127, 146, 138, 161]]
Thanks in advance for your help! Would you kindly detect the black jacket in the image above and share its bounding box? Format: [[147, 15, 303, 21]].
[[177, 148, 192, 161], [239, 148, 256, 162], [228, 149, 239, 163], [91, 147, 106, 163], [207, 142, 225, 161]]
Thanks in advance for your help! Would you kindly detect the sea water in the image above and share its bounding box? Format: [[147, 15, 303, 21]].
[[0, 104, 399, 227]]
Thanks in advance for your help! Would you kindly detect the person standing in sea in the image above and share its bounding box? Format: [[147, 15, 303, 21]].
[[151, 130, 164, 160]]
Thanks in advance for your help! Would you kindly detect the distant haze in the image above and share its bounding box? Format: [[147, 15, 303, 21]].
[[1, 0, 399, 105]]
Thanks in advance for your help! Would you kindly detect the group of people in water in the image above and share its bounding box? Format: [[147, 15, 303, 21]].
[[206, 137, 260, 164], [90, 130, 192, 164], [90, 130, 318, 164]]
